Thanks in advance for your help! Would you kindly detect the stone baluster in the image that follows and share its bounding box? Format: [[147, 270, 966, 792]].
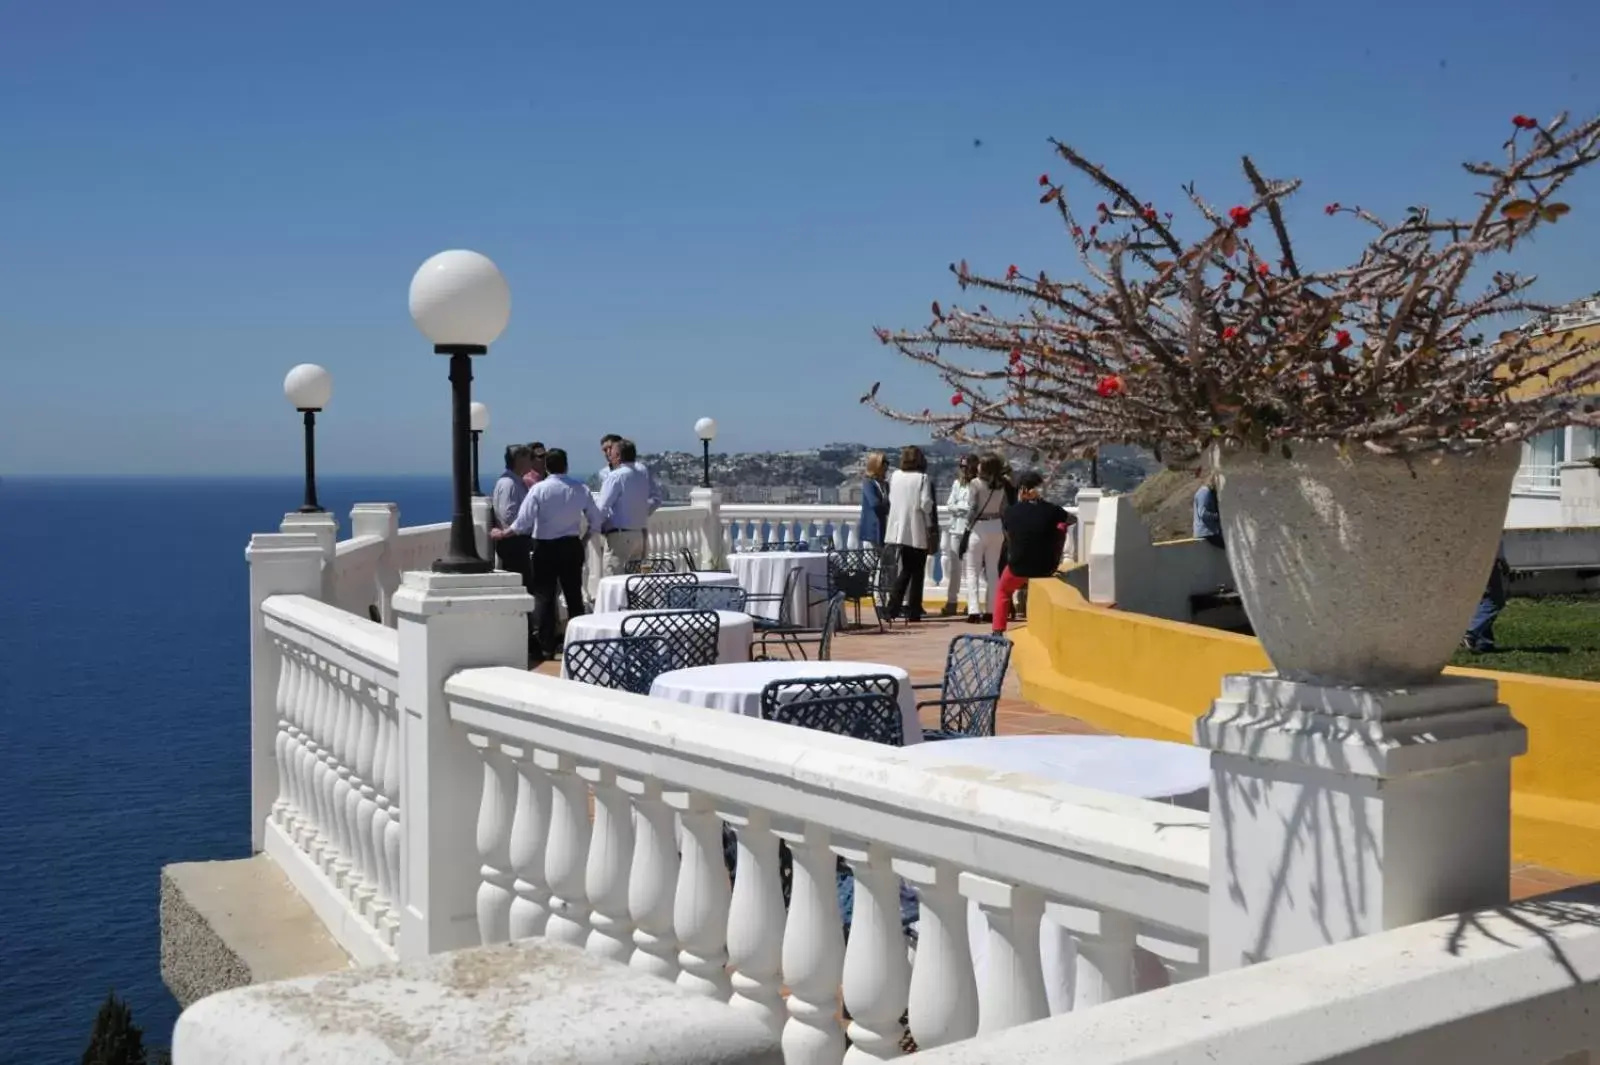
[[778, 822, 847, 1065], [303, 657, 332, 860], [839, 842, 911, 1061], [290, 649, 318, 850], [377, 693, 402, 945], [539, 750, 592, 948], [272, 643, 298, 830], [1072, 910, 1138, 1009], [962, 873, 1048, 1033], [670, 791, 732, 1000], [366, 684, 395, 927], [622, 775, 679, 980], [895, 859, 977, 1050], [349, 680, 381, 922], [315, 662, 342, 872], [724, 808, 785, 1036], [471, 734, 515, 945], [504, 742, 552, 939], [580, 764, 636, 963], [328, 672, 357, 889]]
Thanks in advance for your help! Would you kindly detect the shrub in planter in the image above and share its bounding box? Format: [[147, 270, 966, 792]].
[[869, 113, 1600, 685]]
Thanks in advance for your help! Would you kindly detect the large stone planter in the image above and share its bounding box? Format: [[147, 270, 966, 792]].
[[1215, 442, 1519, 686]]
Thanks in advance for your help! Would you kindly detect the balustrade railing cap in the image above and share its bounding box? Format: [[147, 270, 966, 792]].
[[390, 569, 534, 619], [172, 939, 783, 1065], [245, 532, 326, 562]]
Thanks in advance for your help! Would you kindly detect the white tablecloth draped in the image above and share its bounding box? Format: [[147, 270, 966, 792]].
[[727, 551, 829, 627], [900, 735, 1209, 1013], [593, 571, 743, 614], [560, 609, 753, 678], [649, 659, 922, 745]]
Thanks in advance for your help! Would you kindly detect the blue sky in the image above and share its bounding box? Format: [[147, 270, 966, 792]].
[[2, 0, 1596, 475]]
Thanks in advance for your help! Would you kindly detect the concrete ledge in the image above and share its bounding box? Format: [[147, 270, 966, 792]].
[[172, 938, 783, 1064], [160, 854, 350, 1008]]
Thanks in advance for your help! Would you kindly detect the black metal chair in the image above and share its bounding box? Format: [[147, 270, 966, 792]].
[[752, 592, 846, 662], [757, 540, 808, 552], [665, 583, 749, 612], [826, 548, 884, 630], [563, 636, 679, 696], [758, 673, 904, 746], [677, 548, 700, 573], [620, 609, 721, 668], [916, 634, 1013, 742], [873, 545, 905, 626], [624, 554, 684, 575], [624, 572, 698, 610], [744, 566, 803, 631]]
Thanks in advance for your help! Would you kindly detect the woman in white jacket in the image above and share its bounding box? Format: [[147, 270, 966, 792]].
[[883, 445, 936, 622], [962, 453, 1009, 623], [940, 455, 977, 616]]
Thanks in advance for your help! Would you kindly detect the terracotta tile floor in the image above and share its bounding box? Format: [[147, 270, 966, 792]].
[[536, 606, 1589, 901]]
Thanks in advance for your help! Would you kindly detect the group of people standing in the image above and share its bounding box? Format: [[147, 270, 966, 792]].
[[486, 434, 663, 662], [859, 446, 1074, 633]]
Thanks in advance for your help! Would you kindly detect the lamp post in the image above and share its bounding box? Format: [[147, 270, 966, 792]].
[[470, 401, 490, 496], [408, 249, 511, 574], [694, 417, 717, 489], [283, 363, 332, 513]]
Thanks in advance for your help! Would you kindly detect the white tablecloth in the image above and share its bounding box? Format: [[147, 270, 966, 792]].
[[649, 659, 923, 745], [593, 571, 743, 613], [727, 551, 829, 627], [901, 735, 1209, 1013], [560, 610, 753, 678]]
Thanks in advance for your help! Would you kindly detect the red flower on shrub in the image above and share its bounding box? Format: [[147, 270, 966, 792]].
[[1255, 261, 1270, 277], [950, 392, 964, 406], [1006, 264, 1019, 280], [1222, 326, 1238, 340], [1228, 205, 1253, 228], [1038, 173, 1051, 186], [1096, 374, 1124, 398], [1009, 348, 1023, 363], [1143, 206, 1158, 222], [1334, 329, 1353, 349], [1512, 114, 1538, 130], [1324, 202, 1340, 216]]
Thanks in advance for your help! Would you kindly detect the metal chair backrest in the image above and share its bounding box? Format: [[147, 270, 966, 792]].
[[619, 609, 721, 667], [665, 583, 748, 613], [938, 633, 1013, 736], [625, 554, 684, 575], [815, 593, 847, 660], [563, 636, 678, 696], [759, 674, 904, 746], [827, 548, 880, 599], [624, 571, 698, 610]]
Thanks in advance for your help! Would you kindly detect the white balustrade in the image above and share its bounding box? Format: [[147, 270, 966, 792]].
[[330, 534, 386, 620], [445, 668, 1209, 1063], [259, 594, 403, 963], [389, 520, 452, 575]]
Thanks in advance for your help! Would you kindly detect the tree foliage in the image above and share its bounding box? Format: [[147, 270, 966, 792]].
[[867, 112, 1600, 466]]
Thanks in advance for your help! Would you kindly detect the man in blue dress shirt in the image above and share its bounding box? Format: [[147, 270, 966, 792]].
[[492, 448, 603, 661], [596, 438, 661, 575], [490, 445, 537, 594]]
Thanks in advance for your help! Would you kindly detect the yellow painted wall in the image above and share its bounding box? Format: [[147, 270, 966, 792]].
[[1012, 574, 1600, 878]]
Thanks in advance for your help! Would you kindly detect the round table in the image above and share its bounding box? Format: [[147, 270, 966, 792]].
[[727, 551, 830, 627], [900, 734, 1208, 1014], [560, 610, 753, 679], [593, 571, 742, 613], [649, 659, 923, 745]]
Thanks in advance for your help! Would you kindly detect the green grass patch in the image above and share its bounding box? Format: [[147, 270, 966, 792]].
[[1450, 595, 1600, 682]]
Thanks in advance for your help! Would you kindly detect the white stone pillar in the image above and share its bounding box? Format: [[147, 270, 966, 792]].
[[471, 496, 495, 570], [394, 570, 533, 959], [1196, 672, 1527, 971], [689, 486, 725, 569], [279, 510, 339, 603], [246, 532, 327, 853], [1073, 488, 1102, 573], [350, 503, 400, 626]]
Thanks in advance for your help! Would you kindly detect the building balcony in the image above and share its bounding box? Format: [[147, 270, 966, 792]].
[[161, 492, 1600, 1064]]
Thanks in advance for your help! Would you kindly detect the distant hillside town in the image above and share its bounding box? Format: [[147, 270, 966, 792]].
[[592, 440, 1158, 505]]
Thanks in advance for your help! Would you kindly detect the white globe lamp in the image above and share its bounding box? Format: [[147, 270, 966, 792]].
[[694, 417, 718, 488], [469, 402, 491, 496], [282, 364, 332, 513], [407, 250, 511, 573]]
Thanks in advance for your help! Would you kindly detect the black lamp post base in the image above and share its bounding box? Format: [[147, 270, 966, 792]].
[[432, 555, 494, 575], [297, 504, 326, 514]]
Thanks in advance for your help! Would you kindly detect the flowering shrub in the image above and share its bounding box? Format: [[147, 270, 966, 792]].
[[865, 113, 1600, 464]]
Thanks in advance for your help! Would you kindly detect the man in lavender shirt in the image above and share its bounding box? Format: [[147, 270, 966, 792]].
[[596, 438, 661, 575]]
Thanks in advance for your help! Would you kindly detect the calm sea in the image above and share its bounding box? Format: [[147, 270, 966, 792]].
[[0, 476, 464, 1062]]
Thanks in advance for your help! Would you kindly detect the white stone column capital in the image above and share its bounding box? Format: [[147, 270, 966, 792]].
[[350, 502, 400, 540], [392, 570, 533, 620]]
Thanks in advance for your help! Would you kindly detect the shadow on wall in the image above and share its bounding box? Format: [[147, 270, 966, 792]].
[[1084, 494, 1236, 624], [1012, 575, 1600, 879]]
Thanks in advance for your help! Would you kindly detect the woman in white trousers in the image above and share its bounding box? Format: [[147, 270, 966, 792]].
[[940, 455, 976, 616], [962, 454, 1009, 623]]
